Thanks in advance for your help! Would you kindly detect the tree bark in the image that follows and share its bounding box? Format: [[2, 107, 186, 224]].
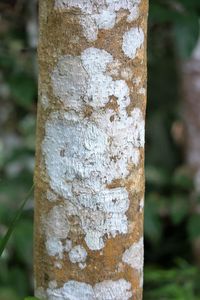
[[182, 40, 200, 184], [181, 38, 200, 265], [34, 1, 148, 299]]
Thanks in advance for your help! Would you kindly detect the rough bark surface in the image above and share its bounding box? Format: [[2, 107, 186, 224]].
[[34, 1, 148, 299]]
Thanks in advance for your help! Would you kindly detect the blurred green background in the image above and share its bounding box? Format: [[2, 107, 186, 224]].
[[1, 0, 200, 299]]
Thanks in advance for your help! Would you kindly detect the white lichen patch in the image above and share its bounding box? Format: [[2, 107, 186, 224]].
[[51, 55, 88, 111], [54, 261, 62, 269], [139, 272, 143, 288], [41, 94, 49, 110], [122, 237, 144, 271], [139, 198, 144, 212], [39, 278, 132, 300], [81, 48, 118, 109], [52, 48, 131, 112], [64, 239, 72, 252], [68, 245, 87, 264], [116, 262, 124, 273], [46, 281, 94, 300], [43, 114, 131, 248], [44, 205, 70, 257], [133, 76, 142, 86], [138, 87, 146, 95], [49, 281, 58, 289], [79, 15, 98, 42], [43, 111, 144, 250], [94, 279, 132, 300], [93, 107, 145, 149], [46, 237, 72, 260], [121, 67, 133, 81], [35, 287, 46, 300], [78, 189, 130, 250], [126, 5, 139, 22], [79, 262, 87, 269], [42, 108, 144, 249], [45, 47, 145, 250], [122, 27, 144, 59], [55, 0, 141, 41], [45, 237, 64, 259], [94, 9, 116, 29], [44, 205, 70, 240]]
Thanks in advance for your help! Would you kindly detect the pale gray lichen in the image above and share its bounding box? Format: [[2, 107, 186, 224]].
[[42, 109, 144, 249], [44, 205, 70, 240], [68, 245, 87, 264], [45, 47, 145, 250], [54, 0, 141, 41], [51, 48, 131, 112], [42, 112, 131, 250], [122, 237, 144, 288], [122, 27, 144, 59], [64, 239, 72, 252], [51, 56, 88, 111], [138, 87, 146, 95], [41, 94, 49, 110], [45, 237, 64, 259], [122, 237, 144, 271], [44, 205, 70, 257], [139, 198, 144, 212], [36, 278, 132, 300], [94, 279, 132, 300]]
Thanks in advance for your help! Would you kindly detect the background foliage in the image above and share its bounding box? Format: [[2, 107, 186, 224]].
[[0, 0, 200, 299]]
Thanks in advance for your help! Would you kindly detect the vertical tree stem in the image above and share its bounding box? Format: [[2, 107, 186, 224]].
[[34, 1, 148, 299]]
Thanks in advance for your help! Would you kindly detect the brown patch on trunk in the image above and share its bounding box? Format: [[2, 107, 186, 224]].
[[104, 95, 119, 112], [83, 105, 93, 118]]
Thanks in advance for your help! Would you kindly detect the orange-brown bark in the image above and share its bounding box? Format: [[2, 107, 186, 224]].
[[34, 1, 148, 299]]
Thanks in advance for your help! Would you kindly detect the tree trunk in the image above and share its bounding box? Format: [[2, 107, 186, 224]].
[[34, 1, 148, 299], [181, 38, 200, 265], [182, 40, 200, 185]]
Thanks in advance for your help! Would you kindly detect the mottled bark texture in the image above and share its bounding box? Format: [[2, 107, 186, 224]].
[[34, 1, 148, 299], [181, 40, 200, 265]]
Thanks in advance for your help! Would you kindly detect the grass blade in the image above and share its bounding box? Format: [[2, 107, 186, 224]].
[[0, 184, 34, 257]]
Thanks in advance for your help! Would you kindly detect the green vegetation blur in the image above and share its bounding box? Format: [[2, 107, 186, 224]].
[[0, 1, 36, 299], [0, 0, 200, 299]]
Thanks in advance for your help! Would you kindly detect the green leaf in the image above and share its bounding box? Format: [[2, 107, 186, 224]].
[[24, 298, 39, 300], [0, 288, 20, 300], [145, 165, 170, 187], [144, 193, 163, 243], [150, 3, 180, 23], [172, 167, 193, 190], [0, 184, 34, 257], [144, 262, 199, 300], [173, 15, 199, 59], [9, 267, 29, 297], [170, 195, 189, 225], [13, 220, 33, 266], [9, 73, 36, 108], [176, 0, 200, 12], [187, 214, 200, 240]]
